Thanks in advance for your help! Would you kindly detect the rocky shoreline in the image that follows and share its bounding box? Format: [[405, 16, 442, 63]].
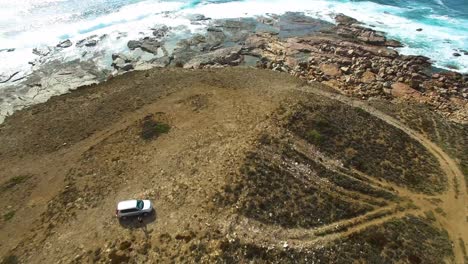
[[248, 14, 468, 123], [1, 12, 467, 123]]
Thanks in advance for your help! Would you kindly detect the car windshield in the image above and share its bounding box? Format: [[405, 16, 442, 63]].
[[136, 200, 144, 210]]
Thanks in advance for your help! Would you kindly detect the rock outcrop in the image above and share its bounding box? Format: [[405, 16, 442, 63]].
[[245, 14, 467, 123], [57, 39, 72, 49], [184, 46, 243, 69]]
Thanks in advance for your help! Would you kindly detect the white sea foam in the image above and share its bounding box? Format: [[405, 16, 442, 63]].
[[0, 0, 467, 123], [1, 0, 467, 76], [182, 0, 468, 71]]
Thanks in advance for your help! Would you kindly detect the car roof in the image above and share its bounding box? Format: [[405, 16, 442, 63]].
[[117, 200, 138, 210]]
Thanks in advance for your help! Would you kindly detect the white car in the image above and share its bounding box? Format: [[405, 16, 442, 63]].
[[116, 199, 153, 218]]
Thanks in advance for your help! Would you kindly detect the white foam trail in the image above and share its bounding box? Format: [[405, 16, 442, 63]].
[[433, 0, 448, 8], [1, 0, 467, 76], [0, 0, 467, 123]]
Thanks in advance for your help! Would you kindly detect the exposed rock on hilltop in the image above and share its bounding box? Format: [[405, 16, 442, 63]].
[[244, 14, 467, 123], [111, 13, 466, 123], [1, 13, 466, 126]]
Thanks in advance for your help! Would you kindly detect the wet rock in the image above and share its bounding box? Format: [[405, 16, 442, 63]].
[[358, 31, 386, 45], [377, 48, 398, 58], [188, 14, 211, 22], [336, 27, 356, 39], [111, 53, 134, 71], [127, 40, 141, 50], [278, 12, 333, 38], [453, 53, 461, 57], [112, 53, 131, 62], [207, 27, 223, 33], [33, 47, 52, 57], [57, 39, 72, 49], [416, 28, 423, 32], [184, 45, 243, 69], [120, 63, 134, 71], [127, 37, 161, 54], [76, 35, 102, 47], [152, 25, 169, 38], [335, 14, 359, 25], [140, 41, 161, 54], [84, 40, 98, 47], [0, 72, 20, 84], [0, 48, 15, 53], [149, 56, 172, 68], [385, 39, 403, 48]]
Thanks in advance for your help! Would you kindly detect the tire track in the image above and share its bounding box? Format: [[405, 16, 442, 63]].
[[298, 85, 467, 263]]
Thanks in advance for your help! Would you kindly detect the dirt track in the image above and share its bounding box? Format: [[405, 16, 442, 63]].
[[298, 86, 468, 263], [0, 68, 466, 263]]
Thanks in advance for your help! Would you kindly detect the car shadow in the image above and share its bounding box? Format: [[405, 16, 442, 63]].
[[118, 209, 157, 233]]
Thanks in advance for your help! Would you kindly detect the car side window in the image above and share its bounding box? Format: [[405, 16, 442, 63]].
[[121, 208, 138, 213]]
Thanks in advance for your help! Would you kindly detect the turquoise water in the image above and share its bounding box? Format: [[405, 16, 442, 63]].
[[0, 0, 467, 73]]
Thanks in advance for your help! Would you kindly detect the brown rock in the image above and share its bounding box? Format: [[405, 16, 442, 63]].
[[385, 39, 403, 47], [391, 82, 423, 99], [361, 70, 376, 83], [319, 63, 341, 77], [119, 241, 132, 250], [335, 14, 359, 25]]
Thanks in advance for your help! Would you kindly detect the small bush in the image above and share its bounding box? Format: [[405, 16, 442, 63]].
[[459, 238, 467, 257], [424, 211, 436, 222], [1, 175, 29, 191], [1, 255, 18, 264], [140, 116, 171, 140], [3, 211, 15, 221], [305, 129, 323, 145]]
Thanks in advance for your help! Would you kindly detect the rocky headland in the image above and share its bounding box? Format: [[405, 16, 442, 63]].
[[1, 12, 468, 264], [108, 12, 468, 123], [1, 12, 467, 124]]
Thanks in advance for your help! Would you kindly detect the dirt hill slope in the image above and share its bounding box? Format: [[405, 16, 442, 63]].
[[0, 68, 466, 263]]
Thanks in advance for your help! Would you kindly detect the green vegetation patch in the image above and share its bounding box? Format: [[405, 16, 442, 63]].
[[288, 98, 446, 194], [140, 115, 171, 140], [1, 175, 30, 191], [305, 129, 324, 145], [0, 255, 18, 264], [3, 211, 15, 221]]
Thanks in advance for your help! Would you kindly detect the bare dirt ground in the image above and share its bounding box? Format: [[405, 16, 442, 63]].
[[0, 68, 466, 263]]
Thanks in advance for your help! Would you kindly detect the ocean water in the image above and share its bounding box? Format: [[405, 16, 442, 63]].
[[0, 0, 467, 122], [0, 0, 467, 76]]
